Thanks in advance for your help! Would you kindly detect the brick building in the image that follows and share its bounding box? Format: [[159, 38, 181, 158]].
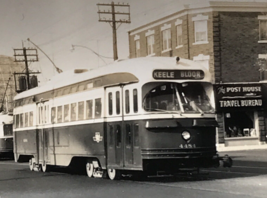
[[128, 1, 267, 148]]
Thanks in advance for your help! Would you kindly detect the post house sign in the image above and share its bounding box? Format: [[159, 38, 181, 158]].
[[214, 83, 263, 111]]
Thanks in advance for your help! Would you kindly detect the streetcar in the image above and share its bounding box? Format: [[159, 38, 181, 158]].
[[13, 57, 221, 180], [0, 112, 13, 158]]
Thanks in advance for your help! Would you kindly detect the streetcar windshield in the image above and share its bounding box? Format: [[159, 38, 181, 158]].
[[143, 82, 214, 114]]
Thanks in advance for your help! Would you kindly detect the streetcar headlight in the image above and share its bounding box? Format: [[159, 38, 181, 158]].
[[181, 131, 191, 140]]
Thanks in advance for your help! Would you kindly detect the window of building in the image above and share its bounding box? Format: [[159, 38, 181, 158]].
[[95, 98, 102, 118], [133, 89, 138, 113], [108, 92, 113, 115], [125, 90, 130, 114], [71, 103, 77, 121], [224, 112, 258, 138], [258, 16, 267, 41], [64, 104, 70, 122], [146, 35, 154, 55], [116, 91, 120, 115], [134, 35, 140, 57], [176, 25, 183, 47], [78, 101, 84, 120], [175, 19, 183, 47], [192, 14, 208, 44], [57, 106, 62, 123], [194, 21, 207, 43], [162, 29, 171, 51], [86, 100, 93, 119]]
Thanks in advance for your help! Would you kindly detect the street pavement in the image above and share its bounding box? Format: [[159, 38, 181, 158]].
[[0, 149, 267, 198]]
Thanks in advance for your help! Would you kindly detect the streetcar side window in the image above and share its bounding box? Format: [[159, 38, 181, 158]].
[[108, 92, 113, 115], [116, 124, 121, 147], [63, 88, 70, 96], [133, 89, 138, 113], [116, 91, 120, 115], [78, 84, 85, 92], [29, 112, 33, 126], [71, 103, 77, 121], [126, 124, 132, 147], [125, 90, 130, 114], [3, 124, 12, 136], [70, 86, 78, 93], [64, 104, 70, 122], [86, 100, 93, 119], [95, 98, 102, 118], [57, 106, 63, 123], [51, 107, 56, 123], [19, 113, 24, 128], [25, 112, 29, 127], [134, 123, 139, 147], [15, 114, 19, 128], [78, 101, 84, 120]]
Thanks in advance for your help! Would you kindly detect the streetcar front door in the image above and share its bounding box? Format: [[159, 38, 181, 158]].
[[36, 101, 49, 166], [106, 87, 124, 168]]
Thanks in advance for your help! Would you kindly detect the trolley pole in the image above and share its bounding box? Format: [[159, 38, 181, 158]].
[[97, 2, 131, 61]]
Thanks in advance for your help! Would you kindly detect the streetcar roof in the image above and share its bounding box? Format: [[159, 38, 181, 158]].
[[14, 57, 211, 100]]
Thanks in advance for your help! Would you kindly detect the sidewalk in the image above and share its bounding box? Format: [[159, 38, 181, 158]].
[[216, 144, 267, 152]]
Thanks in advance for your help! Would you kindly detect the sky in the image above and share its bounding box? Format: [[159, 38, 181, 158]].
[[0, 0, 263, 84]]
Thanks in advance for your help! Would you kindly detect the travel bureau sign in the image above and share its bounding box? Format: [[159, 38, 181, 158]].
[[153, 70, 204, 80], [215, 83, 263, 111]]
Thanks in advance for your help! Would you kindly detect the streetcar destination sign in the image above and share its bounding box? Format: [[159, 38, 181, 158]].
[[153, 70, 204, 80]]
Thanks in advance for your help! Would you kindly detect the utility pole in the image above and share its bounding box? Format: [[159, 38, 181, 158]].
[[97, 2, 131, 61], [14, 47, 39, 90]]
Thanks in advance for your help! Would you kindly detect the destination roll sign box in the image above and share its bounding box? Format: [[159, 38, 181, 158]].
[[214, 83, 264, 111], [153, 69, 204, 80]]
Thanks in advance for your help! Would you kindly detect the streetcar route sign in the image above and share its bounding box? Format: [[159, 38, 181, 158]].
[[93, 132, 103, 143], [153, 69, 205, 80]]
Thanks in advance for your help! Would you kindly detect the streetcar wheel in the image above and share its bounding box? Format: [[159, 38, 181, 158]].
[[41, 161, 50, 173], [86, 162, 94, 178], [107, 169, 121, 180], [29, 158, 34, 171]]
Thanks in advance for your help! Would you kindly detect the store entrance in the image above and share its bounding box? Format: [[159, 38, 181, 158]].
[[224, 111, 257, 138]]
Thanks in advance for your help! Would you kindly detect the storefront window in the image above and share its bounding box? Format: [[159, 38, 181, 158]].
[[224, 112, 257, 138]]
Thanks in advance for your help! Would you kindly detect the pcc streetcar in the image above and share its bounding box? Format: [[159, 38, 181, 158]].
[[13, 57, 220, 180], [0, 113, 13, 158]]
